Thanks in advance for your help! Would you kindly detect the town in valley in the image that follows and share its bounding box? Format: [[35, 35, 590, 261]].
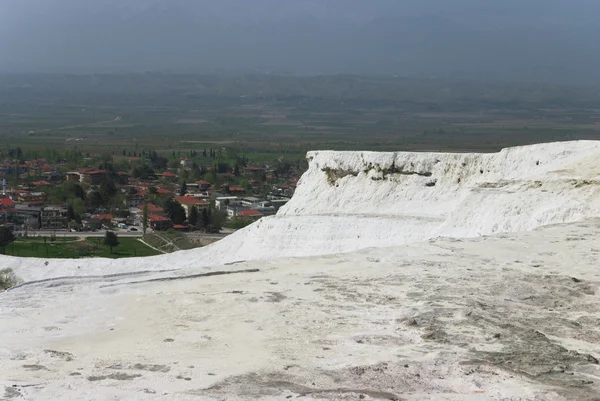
[[0, 147, 301, 257]]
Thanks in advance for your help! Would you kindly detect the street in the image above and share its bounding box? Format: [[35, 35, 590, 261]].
[[15, 230, 143, 238]]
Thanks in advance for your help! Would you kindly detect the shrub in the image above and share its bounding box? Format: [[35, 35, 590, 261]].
[[0, 268, 22, 290], [225, 217, 255, 229], [103, 231, 120, 253]]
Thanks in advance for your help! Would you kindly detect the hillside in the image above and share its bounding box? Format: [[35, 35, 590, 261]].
[[2, 141, 600, 400], [3, 141, 600, 283]]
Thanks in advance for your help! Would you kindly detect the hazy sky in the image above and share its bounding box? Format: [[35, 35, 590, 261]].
[[1, 0, 600, 83], [2, 0, 598, 24]]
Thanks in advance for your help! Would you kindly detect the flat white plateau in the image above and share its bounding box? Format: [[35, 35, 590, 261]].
[[2, 220, 600, 400]]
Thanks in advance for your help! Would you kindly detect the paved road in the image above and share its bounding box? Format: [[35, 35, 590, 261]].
[[15, 231, 143, 238]]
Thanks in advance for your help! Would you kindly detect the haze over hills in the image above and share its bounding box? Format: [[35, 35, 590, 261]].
[[1, 0, 600, 84]]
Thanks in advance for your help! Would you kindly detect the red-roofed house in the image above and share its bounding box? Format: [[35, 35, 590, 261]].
[[196, 180, 211, 191], [146, 203, 164, 213], [162, 171, 177, 178], [172, 224, 189, 232], [245, 166, 265, 174], [238, 209, 263, 219], [149, 214, 173, 231], [66, 170, 106, 185], [31, 180, 50, 187], [65, 172, 81, 182], [228, 186, 246, 194], [138, 186, 172, 199], [156, 188, 173, 197], [144, 203, 166, 217], [174, 196, 209, 217], [17, 192, 47, 204], [0, 198, 14, 209], [81, 170, 106, 185], [95, 214, 114, 222]]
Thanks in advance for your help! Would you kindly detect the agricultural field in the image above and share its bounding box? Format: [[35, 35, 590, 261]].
[[2, 74, 600, 158]]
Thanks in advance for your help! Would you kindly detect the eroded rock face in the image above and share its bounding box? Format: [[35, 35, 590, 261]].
[[4, 141, 600, 285]]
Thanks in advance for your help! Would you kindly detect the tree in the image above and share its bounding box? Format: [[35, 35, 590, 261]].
[[103, 231, 120, 254], [202, 208, 209, 228], [180, 181, 188, 196], [70, 198, 85, 219], [172, 204, 186, 225], [148, 151, 169, 170], [99, 178, 117, 201], [63, 181, 85, 200], [211, 208, 227, 231], [88, 191, 104, 208], [274, 160, 292, 177], [132, 165, 156, 180], [226, 216, 254, 229], [188, 206, 199, 228], [66, 204, 76, 222], [13, 162, 20, 185], [191, 164, 203, 180], [164, 198, 186, 225], [0, 227, 16, 254], [142, 202, 149, 234]]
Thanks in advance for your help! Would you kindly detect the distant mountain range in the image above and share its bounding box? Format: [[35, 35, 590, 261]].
[[1, 0, 600, 84]]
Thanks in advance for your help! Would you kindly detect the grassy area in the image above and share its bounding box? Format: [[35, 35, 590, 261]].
[[3, 237, 160, 259], [143, 231, 196, 253]]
